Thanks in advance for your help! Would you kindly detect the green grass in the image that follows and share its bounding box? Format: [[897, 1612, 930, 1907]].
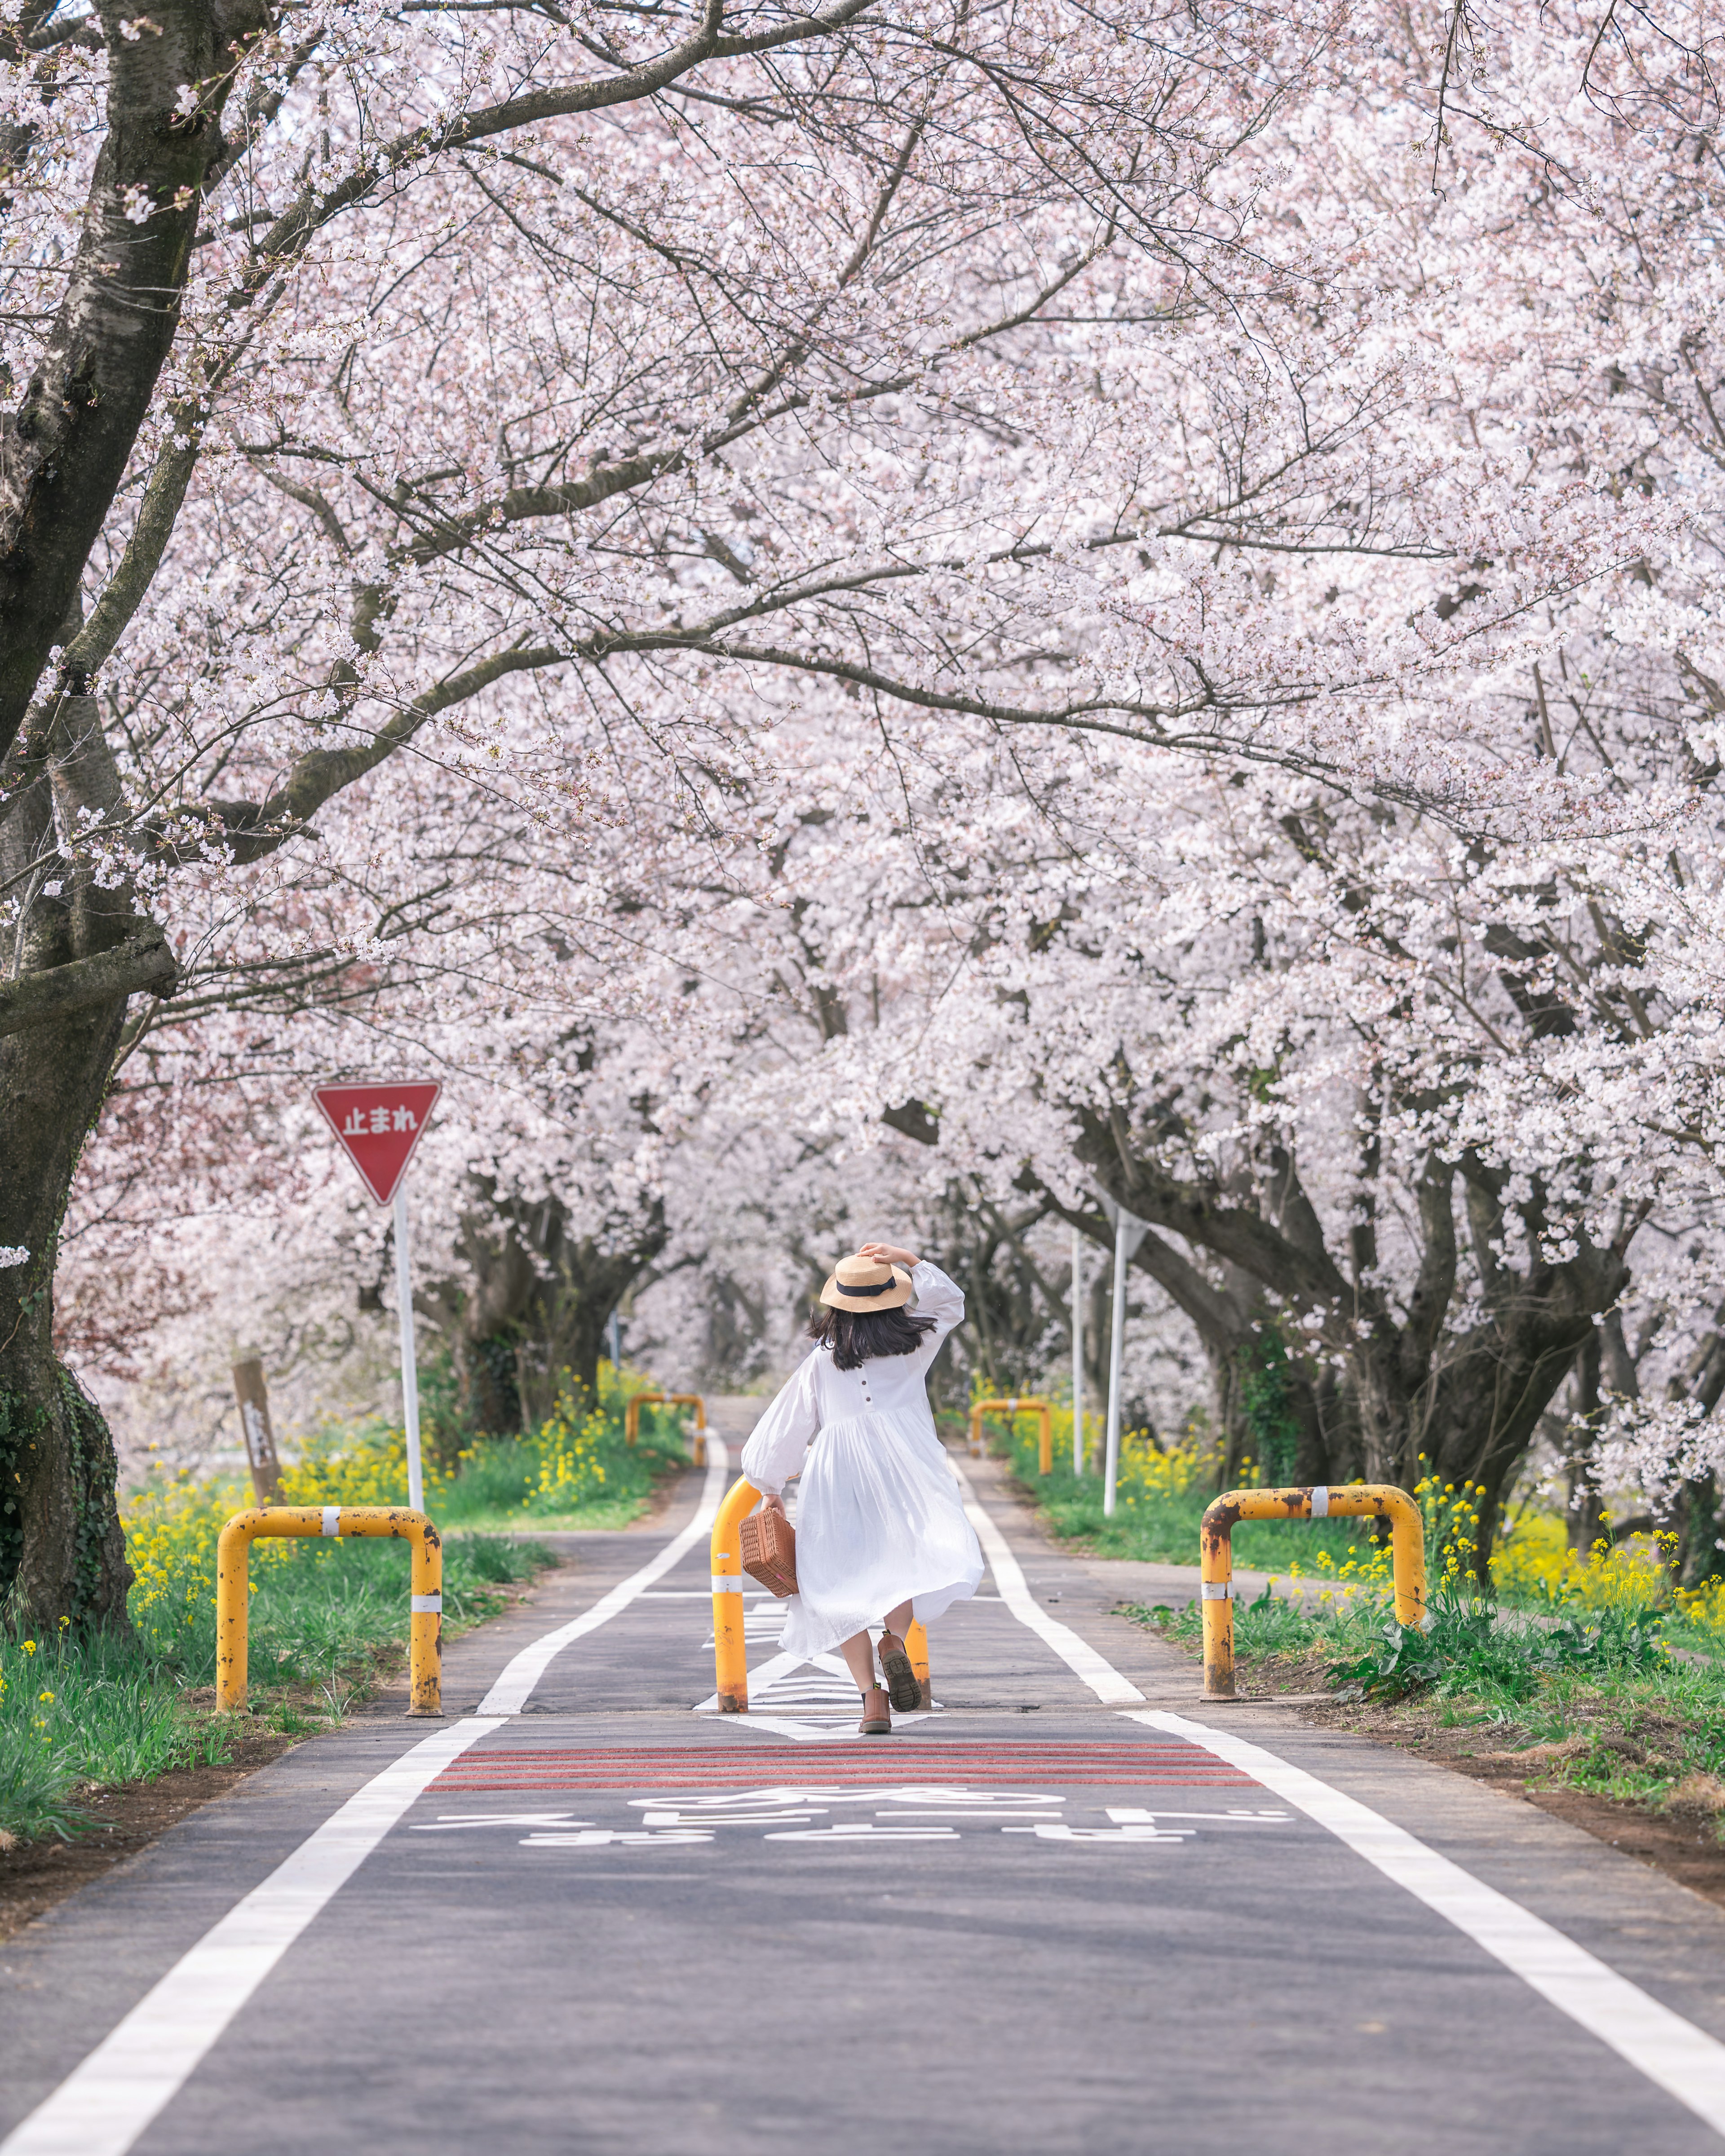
[[0, 1532, 557, 1847], [1148, 1582, 1673, 1704], [0, 1626, 239, 1848], [437, 1405, 694, 1531], [990, 1419, 1371, 1573], [438, 1437, 543, 1520]]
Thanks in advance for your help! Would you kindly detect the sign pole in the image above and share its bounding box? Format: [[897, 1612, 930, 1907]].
[[394, 1184, 424, 1514], [1071, 1225, 1085, 1476], [1097, 1193, 1150, 1519], [312, 1077, 439, 1514], [1104, 1209, 1129, 1516]]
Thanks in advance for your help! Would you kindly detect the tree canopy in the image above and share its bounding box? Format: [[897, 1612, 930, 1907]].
[[7, 0, 1725, 1616]]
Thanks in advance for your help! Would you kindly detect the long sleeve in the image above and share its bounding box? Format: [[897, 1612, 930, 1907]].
[[909, 1260, 964, 1361], [739, 1350, 823, 1495]]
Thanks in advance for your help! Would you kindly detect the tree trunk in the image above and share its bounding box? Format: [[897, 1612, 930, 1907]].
[[453, 1334, 522, 1445], [0, 992, 134, 1627], [1231, 1328, 1314, 1486], [422, 1184, 667, 1438], [1661, 1317, 1725, 1588], [1674, 1478, 1725, 1590], [1, 710, 177, 1626], [560, 1298, 613, 1407], [1414, 1273, 1624, 1582]]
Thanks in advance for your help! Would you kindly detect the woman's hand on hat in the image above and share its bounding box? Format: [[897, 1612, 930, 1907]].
[[859, 1241, 919, 1269]]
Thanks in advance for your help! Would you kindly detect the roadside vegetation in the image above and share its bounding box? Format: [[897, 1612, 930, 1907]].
[[980, 1403, 1725, 1840], [971, 1401, 1368, 1573], [0, 1363, 694, 1849]]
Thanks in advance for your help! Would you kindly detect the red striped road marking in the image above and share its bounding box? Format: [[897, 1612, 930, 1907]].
[[431, 1744, 1260, 1791]]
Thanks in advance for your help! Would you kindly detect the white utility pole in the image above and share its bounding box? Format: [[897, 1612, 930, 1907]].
[[1071, 1225, 1085, 1475], [1104, 1211, 1128, 1514], [1097, 1193, 1150, 1517], [394, 1184, 424, 1514]]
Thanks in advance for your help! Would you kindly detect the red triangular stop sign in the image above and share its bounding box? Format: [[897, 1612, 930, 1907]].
[[313, 1081, 441, 1206]]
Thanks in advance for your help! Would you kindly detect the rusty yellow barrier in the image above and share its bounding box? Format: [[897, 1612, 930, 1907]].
[[217, 1505, 442, 1716], [710, 1477, 933, 1714], [1199, 1483, 1426, 1700], [627, 1390, 708, 1465], [969, 1396, 1053, 1475]]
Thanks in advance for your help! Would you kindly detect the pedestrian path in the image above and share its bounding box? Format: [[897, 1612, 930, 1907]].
[[7, 1429, 1725, 2155]]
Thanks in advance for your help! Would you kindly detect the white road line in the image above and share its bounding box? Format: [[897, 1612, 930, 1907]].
[[0, 1717, 500, 2156], [951, 1461, 1144, 1706], [960, 1467, 1725, 2134], [477, 1440, 729, 1714], [1132, 1709, 1725, 2141]]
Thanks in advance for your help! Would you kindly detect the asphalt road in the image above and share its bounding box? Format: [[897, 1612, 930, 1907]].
[[7, 1423, 1725, 2156]]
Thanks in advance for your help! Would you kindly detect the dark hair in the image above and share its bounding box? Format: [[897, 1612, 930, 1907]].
[[807, 1303, 937, 1371]]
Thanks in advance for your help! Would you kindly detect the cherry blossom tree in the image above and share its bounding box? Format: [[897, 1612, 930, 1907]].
[[8, 0, 1364, 1620], [12, 0, 1725, 1627]]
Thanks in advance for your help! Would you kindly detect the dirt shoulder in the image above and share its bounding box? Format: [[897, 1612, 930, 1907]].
[[0, 1732, 296, 1944], [1294, 1682, 1725, 1910]]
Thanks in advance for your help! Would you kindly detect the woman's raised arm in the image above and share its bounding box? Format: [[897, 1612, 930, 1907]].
[[908, 1259, 965, 1350]]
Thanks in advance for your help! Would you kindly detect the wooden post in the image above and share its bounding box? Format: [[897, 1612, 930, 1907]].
[[232, 1357, 283, 1504]]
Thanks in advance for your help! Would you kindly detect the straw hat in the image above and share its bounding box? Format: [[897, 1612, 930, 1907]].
[[819, 1252, 914, 1312]]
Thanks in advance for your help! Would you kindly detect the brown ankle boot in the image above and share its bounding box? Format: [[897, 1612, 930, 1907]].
[[858, 1685, 892, 1735], [877, 1630, 922, 1714]]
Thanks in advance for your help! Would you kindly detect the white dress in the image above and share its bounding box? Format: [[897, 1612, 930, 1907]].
[[739, 1262, 983, 1661]]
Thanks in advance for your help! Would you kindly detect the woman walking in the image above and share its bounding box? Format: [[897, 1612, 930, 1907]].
[[740, 1241, 982, 1733]]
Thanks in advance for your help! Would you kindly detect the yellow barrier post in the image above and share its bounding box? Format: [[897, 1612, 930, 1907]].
[[968, 1396, 1054, 1474], [627, 1391, 708, 1464], [1199, 1484, 1426, 1700], [711, 1475, 761, 1713], [217, 1505, 442, 1716], [906, 1618, 932, 1710]]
